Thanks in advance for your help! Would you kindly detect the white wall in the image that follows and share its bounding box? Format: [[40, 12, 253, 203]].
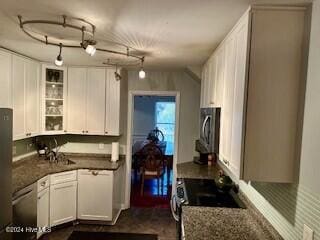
[[133, 96, 156, 137], [128, 70, 201, 163]]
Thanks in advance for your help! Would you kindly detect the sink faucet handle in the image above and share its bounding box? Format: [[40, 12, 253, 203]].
[[218, 170, 224, 177]]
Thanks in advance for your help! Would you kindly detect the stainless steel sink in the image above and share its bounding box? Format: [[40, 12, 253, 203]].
[[36, 159, 76, 167], [63, 159, 76, 165]]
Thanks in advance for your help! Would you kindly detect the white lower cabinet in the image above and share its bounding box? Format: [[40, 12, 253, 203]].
[[35, 168, 122, 231], [37, 188, 49, 239], [37, 176, 50, 239], [49, 178, 77, 227], [77, 170, 113, 221]]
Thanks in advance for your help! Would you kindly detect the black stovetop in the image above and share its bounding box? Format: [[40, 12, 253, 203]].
[[181, 178, 246, 209]]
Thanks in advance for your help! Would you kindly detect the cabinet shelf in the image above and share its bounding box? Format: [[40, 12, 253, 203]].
[[46, 81, 63, 86], [45, 98, 64, 101]]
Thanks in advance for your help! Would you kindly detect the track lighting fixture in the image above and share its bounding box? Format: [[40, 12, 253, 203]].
[[18, 15, 145, 66], [55, 43, 63, 66], [139, 57, 146, 79], [114, 65, 122, 81]]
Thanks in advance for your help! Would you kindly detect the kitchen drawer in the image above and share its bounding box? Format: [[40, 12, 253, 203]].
[[37, 176, 50, 192], [50, 170, 77, 185]]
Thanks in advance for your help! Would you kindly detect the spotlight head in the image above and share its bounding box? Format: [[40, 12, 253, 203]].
[[85, 45, 96, 56], [82, 39, 97, 56], [139, 69, 146, 79]]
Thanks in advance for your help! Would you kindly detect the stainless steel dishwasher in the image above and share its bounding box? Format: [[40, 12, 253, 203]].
[[12, 183, 37, 240]]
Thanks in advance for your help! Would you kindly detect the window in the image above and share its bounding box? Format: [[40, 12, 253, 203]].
[[155, 102, 175, 155]]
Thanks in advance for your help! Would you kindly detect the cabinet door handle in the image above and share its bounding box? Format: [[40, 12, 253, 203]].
[[86, 130, 89, 133], [41, 182, 46, 187], [105, 131, 108, 134], [91, 171, 99, 176], [64, 130, 67, 133], [223, 159, 229, 166]]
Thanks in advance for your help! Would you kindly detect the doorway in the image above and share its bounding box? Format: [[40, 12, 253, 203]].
[[125, 91, 180, 209]]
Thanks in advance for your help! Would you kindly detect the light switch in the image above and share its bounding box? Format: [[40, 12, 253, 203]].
[[303, 224, 313, 240]]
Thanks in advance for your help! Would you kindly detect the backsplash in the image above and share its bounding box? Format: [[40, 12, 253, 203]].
[[13, 137, 37, 157], [239, 182, 320, 240], [13, 134, 126, 159]]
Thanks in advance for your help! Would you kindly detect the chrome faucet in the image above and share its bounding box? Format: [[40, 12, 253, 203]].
[[46, 137, 62, 163]]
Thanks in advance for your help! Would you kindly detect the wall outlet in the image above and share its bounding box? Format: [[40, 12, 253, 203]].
[[303, 224, 313, 240], [27, 142, 34, 151], [98, 143, 105, 150], [12, 146, 17, 155]]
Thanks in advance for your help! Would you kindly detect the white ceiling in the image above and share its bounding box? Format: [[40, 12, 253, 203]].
[[0, 0, 312, 69]]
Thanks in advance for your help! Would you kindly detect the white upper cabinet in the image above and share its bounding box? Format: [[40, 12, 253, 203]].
[[86, 68, 106, 135], [67, 67, 87, 134], [201, 48, 224, 108], [25, 60, 40, 136], [12, 56, 26, 139], [41, 65, 67, 134], [203, 6, 308, 183], [105, 68, 121, 136], [214, 47, 225, 107], [242, 7, 308, 182], [3, 48, 124, 140], [12, 55, 40, 140], [0, 50, 12, 108], [67, 67, 106, 135], [200, 61, 213, 108], [229, 14, 249, 178], [220, 35, 236, 168], [208, 56, 217, 107]]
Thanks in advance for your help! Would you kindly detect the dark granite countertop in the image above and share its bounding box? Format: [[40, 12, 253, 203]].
[[177, 159, 220, 179], [178, 161, 283, 240], [12, 153, 125, 195], [182, 205, 282, 240]]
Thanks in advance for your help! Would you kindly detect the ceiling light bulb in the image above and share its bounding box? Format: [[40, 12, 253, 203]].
[[139, 69, 146, 79], [85, 45, 96, 56], [55, 43, 63, 66], [55, 55, 63, 66]]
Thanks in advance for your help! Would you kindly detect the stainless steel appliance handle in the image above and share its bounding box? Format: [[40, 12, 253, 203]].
[[202, 115, 211, 144], [202, 116, 209, 139], [12, 189, 33, 205], [170, 195, 179, 222], [181, 218, 186, 240]]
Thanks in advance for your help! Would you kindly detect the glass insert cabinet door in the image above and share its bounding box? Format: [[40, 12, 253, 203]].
[[42, 65, 67, 133]]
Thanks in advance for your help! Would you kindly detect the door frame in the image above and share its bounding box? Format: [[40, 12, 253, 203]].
[[124, 90, 180, 208]]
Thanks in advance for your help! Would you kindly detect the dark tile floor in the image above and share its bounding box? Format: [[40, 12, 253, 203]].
[[41, 208, 176, 240]]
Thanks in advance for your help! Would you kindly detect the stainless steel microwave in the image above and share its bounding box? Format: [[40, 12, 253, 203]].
[[199, 107, 221, 154]]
